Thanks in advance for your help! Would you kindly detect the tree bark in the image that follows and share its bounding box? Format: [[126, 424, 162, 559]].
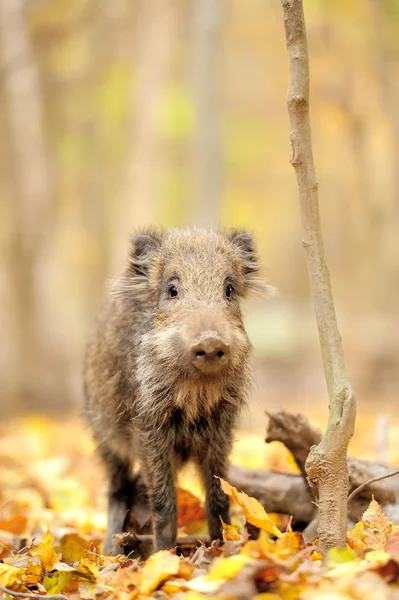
[[280, 0, 356, 550]]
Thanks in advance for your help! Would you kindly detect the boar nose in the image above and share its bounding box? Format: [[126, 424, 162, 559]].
[[190, 336, 231, 375]]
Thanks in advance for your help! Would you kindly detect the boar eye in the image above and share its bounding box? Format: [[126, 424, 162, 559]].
[[225, 284, 234, 299], [168, 285, 179, 298]]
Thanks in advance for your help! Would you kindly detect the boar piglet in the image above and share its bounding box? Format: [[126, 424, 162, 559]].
[[83, 228, 265, 554]]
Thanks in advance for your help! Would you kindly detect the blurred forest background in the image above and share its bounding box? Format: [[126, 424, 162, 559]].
[[1, 0, 399, 422]]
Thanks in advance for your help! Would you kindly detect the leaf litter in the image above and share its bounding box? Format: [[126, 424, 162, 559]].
[[1, 417, 399, 599]]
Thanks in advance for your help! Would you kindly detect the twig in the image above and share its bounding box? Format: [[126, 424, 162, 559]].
[[0, 586, 69, 600], [99, 563, 120, 575], [347, 468, 399, 502]]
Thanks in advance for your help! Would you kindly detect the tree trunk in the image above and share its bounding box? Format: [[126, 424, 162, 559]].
[[191, 0, 222, 227], [280, 0, 356, 550], [0, 0, 53, 412], [114, 0, 178, 267]]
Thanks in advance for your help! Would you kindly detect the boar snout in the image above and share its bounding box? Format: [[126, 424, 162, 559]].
[[190, 334, 231, 375]]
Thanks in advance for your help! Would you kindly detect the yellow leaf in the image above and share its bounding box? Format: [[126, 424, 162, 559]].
[[274, 531, 301, 559], [140, 550, 181, 594], [347, 520, 367, 550], [43, 571, 73, 594], [207, 554, 252, 582], [29, 530, 59, 570], [75, 557, 100, 581], [362, 498, 393, 550], [20, 561, 43, 585], [0, 563, 23, 588], [218, 478, 282, 537], [310, 551, 323, 561], [327, 547, 358, 567], [60, 533, 90, 562], [241, 530, 299, 561], [221, 518, 242, 542]]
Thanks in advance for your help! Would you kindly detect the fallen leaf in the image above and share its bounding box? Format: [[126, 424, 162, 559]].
[[384, 530, 399, 555], [362, 498, 393, 550], [177, 488, 206, 533], [207, 554, 252, 582], [43, 571, 73, 594], [20, 560, 43, 585], [0, 515, 28, 536], [75, 557, 100, 581], [60, 532, 91, 562], [347, 521, 367, 551], [140, 550, 181, 594], [221, 518, 242, 542], [327, 547, 358, 567], [219, 478, 282, 537], [29, 529, 59, 570], [0, 563, 23, 588]]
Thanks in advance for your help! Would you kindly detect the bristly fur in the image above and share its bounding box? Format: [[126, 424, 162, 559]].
[[83, 227, 269, 556]]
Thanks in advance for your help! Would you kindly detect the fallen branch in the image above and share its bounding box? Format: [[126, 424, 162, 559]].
[[266, 409, 399, 509], [0, 586, 69, 600], [226, 410, 399, 529], [228, 464, 315, 524], [113, 531, 210, 552]]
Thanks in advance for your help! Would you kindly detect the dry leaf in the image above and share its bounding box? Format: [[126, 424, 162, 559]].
[[0, 563, 23, 588], [75, 557, 100, 581], [140, 550, 181, 594], [207, 554, 252, 582], [20, 561, 43, 585], [347, 521, 367, 551], [28, 529, 59, 570], [0, 515, 28, 535], [362, 498, 393, 550], [177, 487, 206, 533], [219, 478, 282, 537], [60, 532, 91, 562], [221, 518, 242, 542]]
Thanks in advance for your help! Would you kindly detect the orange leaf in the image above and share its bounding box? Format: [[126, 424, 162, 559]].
[[0, 515, 28, 536], [177, 487, 206, 531], [362, 498, 393, 550], [218, 478, 282, 537]]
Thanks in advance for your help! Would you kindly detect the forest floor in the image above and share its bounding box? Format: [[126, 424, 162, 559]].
[[1, 400, 399, 599]]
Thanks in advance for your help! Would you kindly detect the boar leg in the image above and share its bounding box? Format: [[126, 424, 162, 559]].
[[141, 443, 177, 552], [100, 447, 136, 555], [199, 449, 231, 541]]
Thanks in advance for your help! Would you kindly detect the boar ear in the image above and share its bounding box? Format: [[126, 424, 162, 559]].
[[227, 229, 274, 297], [227, 230, 259, 277], [128, 228, 164, 278]]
